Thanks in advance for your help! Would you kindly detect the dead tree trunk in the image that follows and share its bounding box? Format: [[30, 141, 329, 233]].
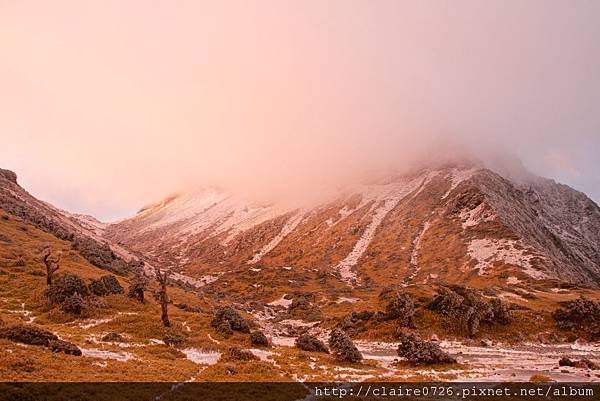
[[155, 267, 171, 327], [42, 246, 60, 286]]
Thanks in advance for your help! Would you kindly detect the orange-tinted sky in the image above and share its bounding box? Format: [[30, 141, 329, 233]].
[[1, 1, 599, 221]]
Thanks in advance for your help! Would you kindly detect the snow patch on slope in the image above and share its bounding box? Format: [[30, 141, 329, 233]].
[[442, 168, 479, 199], [248, 211, 304, 264], [467, 238, 546, 279], [336, 176, 425, 286], [460, 203, 496, 228]]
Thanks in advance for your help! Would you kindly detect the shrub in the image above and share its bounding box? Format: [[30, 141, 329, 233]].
[[60, 292, 86, 316], [250, 330, 269, 347], [101, 332, 126, 343], [427, 285, 512, 337], [225, 347, 258, 361], [553, 297, 600, 340], [89, 275, 124, 296], [295, 334, 329, 353], [127, 278, 147, 303], [163, 332, 186, 346], [328, 329, 362, 363], [211, 306, 250, 333], [397, 332, 456, 365], [287, 295, 323, 322], [384, 292, 415, 328], [0, 324, 58, 346], [48, 339, 82, 356], [45, 273, 89, 304]]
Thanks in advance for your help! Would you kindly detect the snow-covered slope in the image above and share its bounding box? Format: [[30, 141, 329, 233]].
[[104, 163, 600, 288]]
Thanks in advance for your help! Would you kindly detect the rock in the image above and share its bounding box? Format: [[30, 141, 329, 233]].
[[225, 347, 258, 361], [328, 329, 362, 363], [101, 332, 126, 343], [89, 275, 124, 296], [0, 324, 58, 346], [250, 331, 269, 347], [295, 334, 329, 353], [397, 332, 457, 365], [45, 273, 89, 304], [430, 334, 439, 342], [480, 339, 493, 347], [211, 306, 250, 333], [47, 339, 82, 356], [0, 169, 18, 184]]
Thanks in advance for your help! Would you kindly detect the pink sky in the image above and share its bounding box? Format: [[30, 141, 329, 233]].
[[1, 1, 599, 220]]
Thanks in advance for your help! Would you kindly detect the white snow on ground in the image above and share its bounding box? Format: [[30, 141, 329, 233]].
[[247, 211, 304, 264], [467, 239, 546, 278], [81, 348, 135, 362], [248, 348, 277, 363], [410, 221, 430, 267], [335, 175, 425, 286], [1, 302, 36, 324], [335, 297, 359, 304], [459, 202, 496, 228], [182, 348, 221, 365], [135, 189, 295, 246], [442, 168, 479, 199], [268, 294, 293, 308], [336, 199, 398, 285]]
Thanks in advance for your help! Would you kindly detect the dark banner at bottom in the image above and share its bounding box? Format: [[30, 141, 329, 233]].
[[0, 382, 597, 401]]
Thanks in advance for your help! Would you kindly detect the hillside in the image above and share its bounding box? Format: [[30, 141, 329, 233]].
[[1, 165, 600, 383]]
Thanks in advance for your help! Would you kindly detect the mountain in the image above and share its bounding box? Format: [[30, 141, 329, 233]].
[[0, 169, 142, 276], [2, 162, 600, 383], [103, 161, 600, 290]]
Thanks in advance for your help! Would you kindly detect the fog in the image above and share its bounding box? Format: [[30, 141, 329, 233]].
[[1, 1, 599, 221]]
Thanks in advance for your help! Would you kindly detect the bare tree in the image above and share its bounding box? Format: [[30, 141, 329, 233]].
[[154, 267, 171, 327], [42, 246, 61, 286]]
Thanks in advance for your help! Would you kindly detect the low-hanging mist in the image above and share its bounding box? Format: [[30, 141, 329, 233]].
[[1, 1, 599, 221]]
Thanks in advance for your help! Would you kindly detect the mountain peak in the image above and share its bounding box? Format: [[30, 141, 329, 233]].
[[0, 168, 17, 184]]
